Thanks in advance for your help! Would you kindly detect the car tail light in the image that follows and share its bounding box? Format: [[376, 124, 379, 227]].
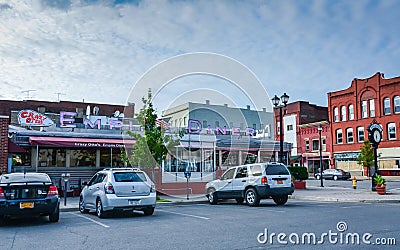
[[104, 183, 115, 194], [341, 171, 345, 174], [47, 186, 58, 197], [150, 184, 156, 193], [261, 176, 268, 184], [0, 187, 5, 199]]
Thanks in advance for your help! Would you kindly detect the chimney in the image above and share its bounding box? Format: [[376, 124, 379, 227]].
[[224, 104, 228, 107], [124, 102, 135, 118], [262, 108, 266, 112], [206, 100, 210, 105], [247, 105, 250, 110]]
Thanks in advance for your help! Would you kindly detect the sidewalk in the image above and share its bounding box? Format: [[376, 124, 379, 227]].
[[59, 181, 400, 212]]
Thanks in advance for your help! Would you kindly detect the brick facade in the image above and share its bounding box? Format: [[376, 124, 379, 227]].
[[0, 116, 9, 173]]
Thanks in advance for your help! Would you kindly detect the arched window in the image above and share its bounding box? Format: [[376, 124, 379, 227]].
[[341, 106, 346, 121], [333, 107, 339, 122], [384, 98, 391, 115], [394, 96, 400, 114], [348, 104, 354, 120], [361, 101, 368, 118]]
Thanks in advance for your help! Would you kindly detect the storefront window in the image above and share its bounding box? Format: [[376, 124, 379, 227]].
[[12, 152, 31, 167], [38, 148, 66, 167], [70, 149, 96, 167]]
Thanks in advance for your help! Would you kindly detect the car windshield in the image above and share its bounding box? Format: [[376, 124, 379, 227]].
[[265, 165, 290, 175], [0, 173, 51, 184], [113, 172, 147, 182]]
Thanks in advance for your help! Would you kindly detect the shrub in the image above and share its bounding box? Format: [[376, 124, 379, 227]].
[[287, 166, 309, 181]]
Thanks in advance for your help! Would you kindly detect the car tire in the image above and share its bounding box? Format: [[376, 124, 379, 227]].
[[245, 188, 260, 207], [207, 188, 218, 205], [96, 199, 107, 218], [235, 198, 244, 204], [333, 175, 338, 181], [143, 207, 155, 216], [272, 195, 288, 206], [49, 206, 60, 222], [79, 196, 89, 214]]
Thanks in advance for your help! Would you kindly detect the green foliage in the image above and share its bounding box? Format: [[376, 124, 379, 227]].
[[125, 89, 180, 168], [287, 166, 309, 181], [374, 175, 386, 185], [357, 140, 374, 167]]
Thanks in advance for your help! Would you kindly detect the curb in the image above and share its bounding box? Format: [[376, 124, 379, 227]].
[[289, 195, 400, 203]]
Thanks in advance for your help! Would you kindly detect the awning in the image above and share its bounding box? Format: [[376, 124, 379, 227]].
[[29, 136, 135, 148], [8, 141, 26, 153]]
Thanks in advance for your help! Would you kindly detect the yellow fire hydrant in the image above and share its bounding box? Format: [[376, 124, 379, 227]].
[[352, 177, 357, 189]]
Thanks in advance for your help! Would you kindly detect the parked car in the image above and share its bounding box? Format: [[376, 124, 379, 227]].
[[79, 168, 156, 218], [314, 169, 351, 180], [0, 173, 60, 223], [205, 163, 294, 206]]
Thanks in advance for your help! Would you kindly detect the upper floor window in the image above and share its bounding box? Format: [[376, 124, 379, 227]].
[[348, 104, 354, 120], [357, 127, 364, 142], [305, 140, 309, 151], [322, 138, 326, 151], [312, 139, 319, 151], [287, 124, 293, 131], [346, 128, 354, 143], [341, 106, 346, 121], [333, 107, 339, 122], [277, 122, 280, 135], [394, 96, 400, 114], [203, 120, 208, 128], [361, 101, 368, 118], [369, 99, 375, 117], [388, 123, 396, 140], [384, 98, 391, 115], [336, 129, 343, 144]]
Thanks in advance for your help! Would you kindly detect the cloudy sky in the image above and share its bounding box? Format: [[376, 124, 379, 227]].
[[0, 0, 399, 114]]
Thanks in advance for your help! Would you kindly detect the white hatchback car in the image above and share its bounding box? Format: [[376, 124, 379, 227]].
[[205, 163, 294, 206], [79, 168, 156, 218]]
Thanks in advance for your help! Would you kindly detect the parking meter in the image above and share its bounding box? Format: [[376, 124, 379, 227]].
[[61, 173, 70, 206], [184, 170, 191, 200]]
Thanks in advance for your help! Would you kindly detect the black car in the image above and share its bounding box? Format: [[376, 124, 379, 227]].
[[0, 173, 60, 223], [315, 169, 351, 180]]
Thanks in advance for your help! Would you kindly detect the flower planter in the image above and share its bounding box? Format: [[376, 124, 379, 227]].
[[293, 181, 306, 189], [376, 184, 386, 195]]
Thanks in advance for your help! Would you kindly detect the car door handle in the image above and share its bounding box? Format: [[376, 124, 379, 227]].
[[96, 187, 100, 189], [228, 181, 232, 183], [242, 180, 246, 182]]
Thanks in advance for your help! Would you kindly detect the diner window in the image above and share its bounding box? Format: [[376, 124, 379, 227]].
[[348, 104, 354, 120], [312, 139, 319, 151], [341, 106, 346, 121], [394, 96, 400, 113], [369, 99, 375, 117], [70, 149, 96, 167], [38, 148, 66, 167], [333, 107, 339, 122], [336, 129, 343, 144], [384, 98, 391, 115], [388, 123, 396, 140], [361, 101, 367, 118], [305, 140, 309, 151], [346, 128, 354, 143], [357, 127, 365, 142]]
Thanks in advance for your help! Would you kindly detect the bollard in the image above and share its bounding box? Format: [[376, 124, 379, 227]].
[[352, 177, 357, 189]]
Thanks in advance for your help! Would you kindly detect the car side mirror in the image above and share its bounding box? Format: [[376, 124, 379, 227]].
[[82, 181, 88, 186]]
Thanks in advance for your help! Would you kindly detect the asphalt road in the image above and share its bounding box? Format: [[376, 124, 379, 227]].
[[1, 200, 399, 250]]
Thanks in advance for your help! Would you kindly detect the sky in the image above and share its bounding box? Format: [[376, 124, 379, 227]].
[[0, 0, 399, 114]]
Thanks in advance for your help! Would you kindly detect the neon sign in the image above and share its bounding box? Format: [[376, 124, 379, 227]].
[[60, 111, 123, 130], [188, 119, 255, 136], [18, 110, 54, 127]]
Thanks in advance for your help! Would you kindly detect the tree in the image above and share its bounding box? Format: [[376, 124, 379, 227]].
[[357, 140, 377, 177]]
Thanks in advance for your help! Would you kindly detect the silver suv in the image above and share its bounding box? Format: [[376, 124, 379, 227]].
[[205, 163, 294, 206], [79, 168, 156, 218]]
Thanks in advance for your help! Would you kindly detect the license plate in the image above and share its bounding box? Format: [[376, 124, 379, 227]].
[[20, 202, 34, 209], [277, 180, 283, 184], [129, 200, 140, 205]]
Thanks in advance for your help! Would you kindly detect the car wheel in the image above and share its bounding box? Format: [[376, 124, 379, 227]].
[[333, 175, 338, 181], [272, 195, 288, 206], [79, 196, 88, 214], [207, 188, 218, 205], [49, 206, 60, 222], [245, 188, 260, 207], [96, 199, 107, 218], [143, 207, 155, 216], [235, 198, 244, 204]]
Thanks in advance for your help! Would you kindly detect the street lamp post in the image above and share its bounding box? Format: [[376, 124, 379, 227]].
[[272, 93, 289, 164], [318, 125, 324, 187]]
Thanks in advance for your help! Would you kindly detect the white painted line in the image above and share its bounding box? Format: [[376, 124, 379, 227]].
[[157, 209, 210, 220], [70, 213, 110, 228]]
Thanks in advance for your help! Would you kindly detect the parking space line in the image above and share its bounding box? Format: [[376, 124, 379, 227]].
[[157, 209, 210, 220], [69, 213, 110, 228]]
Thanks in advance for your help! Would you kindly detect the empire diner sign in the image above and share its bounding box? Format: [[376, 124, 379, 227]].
[[18, 110, 55, 127]]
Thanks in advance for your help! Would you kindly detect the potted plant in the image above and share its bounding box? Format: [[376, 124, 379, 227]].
[[374, 175, 386, 195], [287, 166, 308, 189]]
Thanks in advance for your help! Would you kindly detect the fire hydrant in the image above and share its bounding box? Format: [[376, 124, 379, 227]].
[[352, 177, 357, 189]]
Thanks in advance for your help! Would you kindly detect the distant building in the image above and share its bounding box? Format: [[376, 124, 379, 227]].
[[328, 72, 400, 176]]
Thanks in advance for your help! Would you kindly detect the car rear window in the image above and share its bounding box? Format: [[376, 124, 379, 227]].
[[265, 165, 290, 175], [113, 172, 147, 182], [0, 173, 51, 184]]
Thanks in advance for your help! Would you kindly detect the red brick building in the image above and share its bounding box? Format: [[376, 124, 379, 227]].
[[328, 72, 400, 176]]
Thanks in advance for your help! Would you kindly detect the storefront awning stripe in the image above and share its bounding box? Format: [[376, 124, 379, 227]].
[[29, 136, 135, 148]]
